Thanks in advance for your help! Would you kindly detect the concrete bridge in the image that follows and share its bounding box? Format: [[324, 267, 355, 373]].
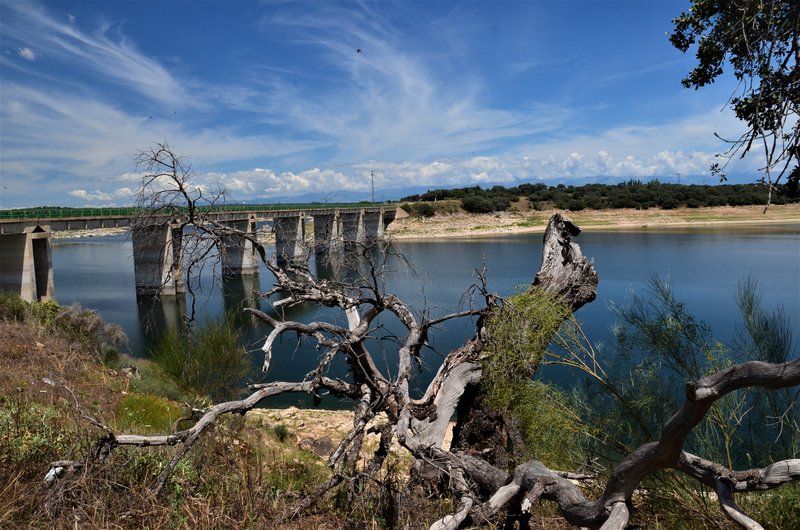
[[0, 205, 397, 302]]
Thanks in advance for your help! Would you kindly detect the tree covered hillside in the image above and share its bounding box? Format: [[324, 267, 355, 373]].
[[401, 180, 799, 213]]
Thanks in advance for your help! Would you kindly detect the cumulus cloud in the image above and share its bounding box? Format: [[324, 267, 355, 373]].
[[69, 187, 134, 202], [17, 47, 36, 61]]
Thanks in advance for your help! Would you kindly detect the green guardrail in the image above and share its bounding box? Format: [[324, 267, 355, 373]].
[[0, 203, 395, 221]]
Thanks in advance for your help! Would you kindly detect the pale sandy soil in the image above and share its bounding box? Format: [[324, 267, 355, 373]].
[[248, 407, 454, 459], [385, 204, 800, 241]]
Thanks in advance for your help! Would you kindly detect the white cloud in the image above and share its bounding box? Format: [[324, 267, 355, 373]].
[[18, 47, 36, 61], [69, 187, 134, 202]]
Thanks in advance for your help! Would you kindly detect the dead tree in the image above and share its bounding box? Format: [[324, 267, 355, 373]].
[[51, 145, 800, 528]]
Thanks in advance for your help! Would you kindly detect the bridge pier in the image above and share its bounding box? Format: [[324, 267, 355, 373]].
[[131, 222, 185, 296], [221, 216, 259, 277], [274, 215, 307, 263], [0, 227, 54, 302], [363, 210, 385, 243], [313, 212, 342, 253], [341, 211, 365, 248]]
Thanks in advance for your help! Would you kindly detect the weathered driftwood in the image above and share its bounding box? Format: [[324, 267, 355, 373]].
[[426, 356, 800, 529]]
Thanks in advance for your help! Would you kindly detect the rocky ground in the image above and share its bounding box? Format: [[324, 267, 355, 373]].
[[249, 407, 454, 461]]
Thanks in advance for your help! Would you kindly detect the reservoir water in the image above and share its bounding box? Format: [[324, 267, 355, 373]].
[[50, 224, 800, 406]]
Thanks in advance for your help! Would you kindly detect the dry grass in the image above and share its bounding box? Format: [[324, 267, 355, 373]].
[[0, 317, 454, 529]]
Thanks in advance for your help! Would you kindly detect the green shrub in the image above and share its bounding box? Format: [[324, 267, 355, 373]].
[[415, 202, 435, 217], [0, 291, 27, 321], [401, 201, 438, 218], [54, 304, 127, 363], [461, 194, 511, 213], [149, 313, 251, 402], [273, 424, 290, 442], [481, 290, 584, 467], [26, 299, 60, 326]]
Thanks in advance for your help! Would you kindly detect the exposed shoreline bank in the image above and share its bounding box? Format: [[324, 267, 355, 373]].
[[385, 204, 800, 241]]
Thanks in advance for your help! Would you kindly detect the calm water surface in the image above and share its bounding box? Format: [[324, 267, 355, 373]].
[[51, 224, 800, 405]]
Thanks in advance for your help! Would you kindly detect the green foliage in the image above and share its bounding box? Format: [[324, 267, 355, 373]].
[[25, 300, 61, 326], [149, 313, 251, 403], [670, 0, 798, 189], [118, 394, 185, 434], [0, 400, 72, 464], [414, 202, 435, 217], [403, 181, 798, 212], [483, 290, 570, 398], [272, 424, 289, 442], [0, 291, 28, 321], [481, 290, 584, 467], [739, 481, 800, 530], [461, 194, 511, 213], [0, 295, 127, 364], [570, 278, 799, 527], [403, 201, 436, 217]]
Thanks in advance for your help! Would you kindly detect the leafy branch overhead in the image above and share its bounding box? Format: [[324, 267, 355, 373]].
[[671, 0, 799, 208]]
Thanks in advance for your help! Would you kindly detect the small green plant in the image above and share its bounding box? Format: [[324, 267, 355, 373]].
[[401, 202, 437, 218], [26, 299, 61, 326], [272, 424, 289, 442], [0, 400, 71, 463], [118, 393, 185, 433]]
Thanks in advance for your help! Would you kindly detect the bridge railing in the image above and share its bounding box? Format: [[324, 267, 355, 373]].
[[0, 203, 395, 221]]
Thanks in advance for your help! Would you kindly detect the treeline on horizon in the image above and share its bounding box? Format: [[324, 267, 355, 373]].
[[400, 179, 800, 213]]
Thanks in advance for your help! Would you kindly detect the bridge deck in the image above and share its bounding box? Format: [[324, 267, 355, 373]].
[[0, 204, 397, 234]]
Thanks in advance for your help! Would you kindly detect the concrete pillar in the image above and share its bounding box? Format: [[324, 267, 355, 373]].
[[274, 214, 306, 263], [131, 222, 185, 296], [341, 210, 365, 247], [312, 212, 342, 253], [363, 210, 385, 243], [221, 216, 259, 277], [0, 226, 54, 302]]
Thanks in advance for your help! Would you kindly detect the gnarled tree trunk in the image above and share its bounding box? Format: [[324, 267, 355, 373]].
[[449, 213, 599, 468]]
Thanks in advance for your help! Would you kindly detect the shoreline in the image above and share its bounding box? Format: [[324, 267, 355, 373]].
[[385, 204, 800, 241], [50, 204, 799, 241]]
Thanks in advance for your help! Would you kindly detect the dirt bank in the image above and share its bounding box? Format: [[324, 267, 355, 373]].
[[385, 204, 800, 240]]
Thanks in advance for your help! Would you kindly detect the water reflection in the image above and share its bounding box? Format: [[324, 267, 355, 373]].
[[136, 294, 187, 353]]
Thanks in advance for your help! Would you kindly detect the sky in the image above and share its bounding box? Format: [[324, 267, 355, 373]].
[[0, 0, 760, 208]]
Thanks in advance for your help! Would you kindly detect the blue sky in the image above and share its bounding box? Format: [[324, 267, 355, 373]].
[[0, 0, 756, 208]]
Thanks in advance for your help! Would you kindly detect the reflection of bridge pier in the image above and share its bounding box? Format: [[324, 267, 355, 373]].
[[0, 205, 396, 301], [136, 293, 187, 349], [222, 274, 261, 314]]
